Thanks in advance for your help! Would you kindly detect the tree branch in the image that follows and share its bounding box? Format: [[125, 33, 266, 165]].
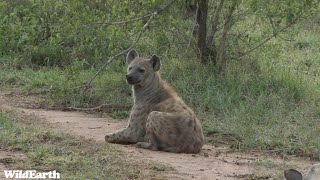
[[196, 0, 209, 63], [216, 0, 237, 71], [101, 13, 153, 25], [207, 0, 225, 46], [83, 15, 153, 90], [83, 0, 176, 90], [187, 3, 199, 48], [234, 14, 302, 60]]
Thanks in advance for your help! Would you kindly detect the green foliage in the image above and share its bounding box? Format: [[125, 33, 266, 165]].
[[204, 0, 320, 65], [0, 0, 184, 67], [0, 0, 320, 160]]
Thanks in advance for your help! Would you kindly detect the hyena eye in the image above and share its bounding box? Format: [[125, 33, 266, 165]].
[[128, 67, 132, 70], [138, 68, 145, 73]]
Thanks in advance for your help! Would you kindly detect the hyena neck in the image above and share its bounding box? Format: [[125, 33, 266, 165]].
[[133, 73, 173, 104]]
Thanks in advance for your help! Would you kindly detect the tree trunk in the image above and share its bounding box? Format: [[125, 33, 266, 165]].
[[196, 0, 209, 64]]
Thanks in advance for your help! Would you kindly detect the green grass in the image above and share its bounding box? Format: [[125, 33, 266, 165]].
[[1, 33, 320, 159], [1, 1, 320, 161], [0, 111, 157, 179], [2, 46, 320, 160]]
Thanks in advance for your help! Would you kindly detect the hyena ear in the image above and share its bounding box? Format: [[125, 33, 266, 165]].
[[284, 169, 303, 180], [126, 49, 139, 64], [149, 55, 161, 72]]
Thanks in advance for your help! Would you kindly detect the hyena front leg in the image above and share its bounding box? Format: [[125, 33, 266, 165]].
[[105, 121, 145, 144], [105, 127, 132, 144]]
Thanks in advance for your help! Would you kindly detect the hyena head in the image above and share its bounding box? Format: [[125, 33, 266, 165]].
[[125, 49, 160, 87]]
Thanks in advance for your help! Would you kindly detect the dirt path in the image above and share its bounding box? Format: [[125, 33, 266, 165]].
[[0, 91, 318, 180], [0, 148, 26, 180]]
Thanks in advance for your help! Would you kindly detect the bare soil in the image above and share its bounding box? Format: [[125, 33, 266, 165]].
[[0, 148, 26, 180], [0, 90, 318, 180]]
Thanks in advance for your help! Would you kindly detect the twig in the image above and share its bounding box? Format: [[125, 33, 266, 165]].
[[187, 3, 199, 48], [207, 0, 225, 46], [216, 0, 237, 70], [234, 14, 302, 60], [276, 34, 295, 41], [268, 16, 294, 42], [101, 13, 153, 25], [83, 21, 146, 90], [83, 0, 176, 90], [67, 104, 130, 111]]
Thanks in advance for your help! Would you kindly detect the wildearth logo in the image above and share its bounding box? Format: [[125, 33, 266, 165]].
[[3, 170, 60, 179]]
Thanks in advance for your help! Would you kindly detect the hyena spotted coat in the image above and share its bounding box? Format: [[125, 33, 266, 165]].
[[105, 49, 204, 153]]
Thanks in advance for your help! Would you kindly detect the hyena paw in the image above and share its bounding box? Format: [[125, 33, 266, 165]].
[[135, 142, 146, 148], [135, 142, 157, 151], [105, 134, 114, 143]]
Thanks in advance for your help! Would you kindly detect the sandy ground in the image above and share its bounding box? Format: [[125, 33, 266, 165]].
[[0, 148, 26, 180], [0, 90, 319, 180]]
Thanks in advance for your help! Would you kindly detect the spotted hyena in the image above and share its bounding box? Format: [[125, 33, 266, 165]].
[[105, 49, 204, 153]]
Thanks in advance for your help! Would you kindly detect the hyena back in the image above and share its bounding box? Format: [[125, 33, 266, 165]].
[[105, 49, 204, 153]]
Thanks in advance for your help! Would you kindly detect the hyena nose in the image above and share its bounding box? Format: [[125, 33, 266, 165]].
[[126, 75, 133, 81]]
